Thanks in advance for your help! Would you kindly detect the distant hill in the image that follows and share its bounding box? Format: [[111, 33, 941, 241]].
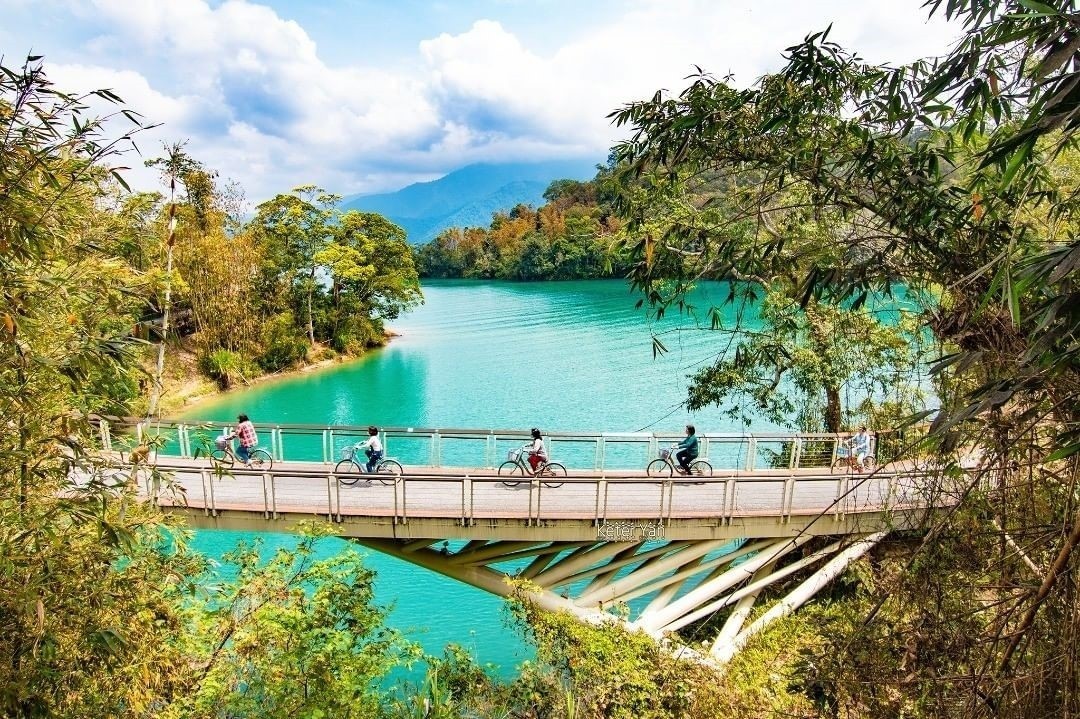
[[341, 160, 597, 244]]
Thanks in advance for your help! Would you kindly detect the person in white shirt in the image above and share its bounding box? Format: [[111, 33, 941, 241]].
[[851, 426, 872, 471], [526, 427, 548, 474], [357, 425, 384, 473]]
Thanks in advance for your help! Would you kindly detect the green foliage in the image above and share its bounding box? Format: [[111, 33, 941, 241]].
[[414, 172, 628, 281], [510, 596, 728, 719], [252, 189, 422, 361], [608, 0, 1080, 714], [257, 312, 310, 371], [0, 58, 428, 719], [175, 532, 417, 719], [687, 289, 928, 432], [0, 55, 198, 718], [197, 349, 258, 389]]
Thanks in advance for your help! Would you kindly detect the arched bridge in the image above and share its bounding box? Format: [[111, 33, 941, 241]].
[[94, 418, 947, 664]]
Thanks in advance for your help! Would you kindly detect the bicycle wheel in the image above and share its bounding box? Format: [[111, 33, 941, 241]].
[[375, 459, 402, 485], [830, 456, 847, 473], [249, 449, 274, 471], [538, 462, 565, 488], [499, 461, 523, 486], [647, 459, 672, 478], [210, 448, 233, 469], [862, 455, 877, 471], [334, 459, 363, 486], [689, 459, 712, 477]]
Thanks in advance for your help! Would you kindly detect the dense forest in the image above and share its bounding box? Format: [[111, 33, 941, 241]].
[[3, 1, 1080, 717], [66, 143, 423, 413], [148, 155, 421, 408], [414, 173, 632, 280]]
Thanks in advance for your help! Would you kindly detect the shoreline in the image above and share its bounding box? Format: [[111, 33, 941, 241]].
[[160, 330, 399, 417]]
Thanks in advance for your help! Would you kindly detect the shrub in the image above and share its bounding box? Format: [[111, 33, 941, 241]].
[[257, 312, 309, 371], [197, 349, 257, 389]]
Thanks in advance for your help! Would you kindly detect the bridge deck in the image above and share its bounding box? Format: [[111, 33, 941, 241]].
[[131, 456, 932, 541]]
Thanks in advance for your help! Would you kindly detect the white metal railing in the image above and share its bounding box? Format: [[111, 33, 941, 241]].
[[132, 460, 933, 529], [93, 417, 901, 474]]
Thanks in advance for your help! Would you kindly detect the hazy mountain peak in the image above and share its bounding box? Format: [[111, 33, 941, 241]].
[[341, 159, 597, 243]]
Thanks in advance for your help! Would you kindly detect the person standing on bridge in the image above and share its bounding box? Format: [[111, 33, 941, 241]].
[[357, 425, 384, 473], [675, 424, 699, 474], [526, 428, 548, 474]]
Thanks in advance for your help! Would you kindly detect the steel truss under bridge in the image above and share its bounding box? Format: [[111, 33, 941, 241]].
[[357, 531, 887, 665]]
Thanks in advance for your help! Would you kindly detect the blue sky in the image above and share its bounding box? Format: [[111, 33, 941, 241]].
[[1, 0, 963, 202]]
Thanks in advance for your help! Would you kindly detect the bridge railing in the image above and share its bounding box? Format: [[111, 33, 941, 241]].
[[92, 417, 920, 473], [133, 462, 933, 528]]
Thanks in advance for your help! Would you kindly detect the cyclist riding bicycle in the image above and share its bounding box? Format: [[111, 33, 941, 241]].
[[526, 428, 548, 474], [223, 413, 258, 467], [850, 425, 872, 471], [675, 424, 699, 474], [354, 425, 384, 473]]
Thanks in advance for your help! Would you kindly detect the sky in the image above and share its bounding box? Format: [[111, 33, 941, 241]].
[[1, 0, 966, 203]]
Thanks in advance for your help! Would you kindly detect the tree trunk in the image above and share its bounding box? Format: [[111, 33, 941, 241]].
[[148, 209, 176, 417], [306, 266, 316, 345], [825, 384, 842, 433]]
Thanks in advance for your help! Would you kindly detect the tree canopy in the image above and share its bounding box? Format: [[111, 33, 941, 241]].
[[609, 1, 1080, 714]]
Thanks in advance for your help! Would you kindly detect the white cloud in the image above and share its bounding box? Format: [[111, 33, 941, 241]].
[[14, 0, 966, 200]]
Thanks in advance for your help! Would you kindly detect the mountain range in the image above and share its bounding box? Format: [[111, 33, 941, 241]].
[[341, 159, 598, 244]]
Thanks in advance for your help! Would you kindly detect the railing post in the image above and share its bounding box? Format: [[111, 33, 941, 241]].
[[207, 468, 218, 517], [99, 419, 112, 451], [595, 437, 602, 471], [746, 437, 757, 471], [392, 475, 399, 525], [262, 473, 271, 519], [528, 479, 538, 526], [335, 474, 342, 523], [594, 478, 605, 525], [326, 472, 335, 521], [782, 475, 796, 523], [269, 473, 278, 519], [724, 476, 737, 525], [461, 476, 471, 526], [433, 430, 441, 467], [658, 480, 668, 523], [275, 426, 284, 462], [395, 477, 407, 524], [835, 475, 847, 520], [789, 437, 800, 469], [200, 469, 210, 516], [660, 479, 669, 524], [323, 429, 330, 463]]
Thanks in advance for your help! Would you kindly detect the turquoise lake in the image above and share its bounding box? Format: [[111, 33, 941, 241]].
[[180, 279, 779, 674]]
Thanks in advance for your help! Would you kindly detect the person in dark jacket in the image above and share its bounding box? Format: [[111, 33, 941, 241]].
[[675, 424, 699, 474]]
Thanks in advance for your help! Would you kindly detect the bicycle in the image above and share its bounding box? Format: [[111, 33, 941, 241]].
[[830, 443, 876, 473], [334, 444, 403, 485], [499, 446, 566, 488], [647, 446, 713, 478], [210, 435, 274, 470]]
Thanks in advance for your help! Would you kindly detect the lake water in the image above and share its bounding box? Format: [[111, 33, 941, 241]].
[[180, 279, 774, 673]]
